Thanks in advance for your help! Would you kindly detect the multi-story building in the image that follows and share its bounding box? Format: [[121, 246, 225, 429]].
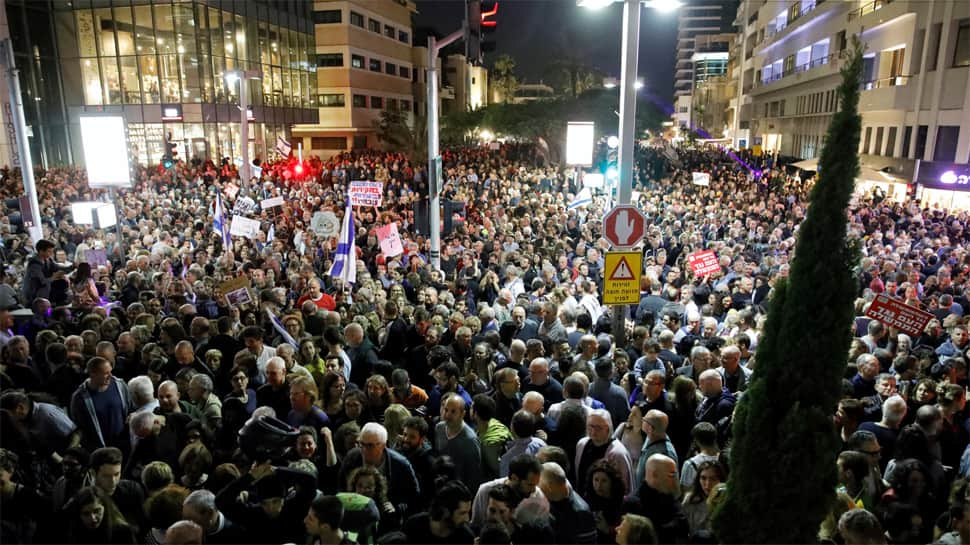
[[293, 0, 416, 157], [1, 0, 317, 168], [442, 53, 488, 114], [675, 0, 738, 98], [738, 0, 970, 169]]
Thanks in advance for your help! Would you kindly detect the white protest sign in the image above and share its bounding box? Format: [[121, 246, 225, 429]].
[[229, 215, 261, 239], [261, 195, 285, 209], [311, 211, 339, 238], [224, 183, 239, 199], [377, 223, 405, 257], [348, 181, 383, 207], [692, 172, 711, 186]]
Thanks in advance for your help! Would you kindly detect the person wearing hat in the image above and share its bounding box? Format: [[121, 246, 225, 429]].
[[215, 461, 317, 545]]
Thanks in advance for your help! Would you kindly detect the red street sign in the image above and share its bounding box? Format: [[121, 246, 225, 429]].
[[865, 294, 934, 338], [687, 250, 720, 277], [602, 205, 645, 249]]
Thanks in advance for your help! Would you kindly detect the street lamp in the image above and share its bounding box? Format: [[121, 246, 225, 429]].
[[579, 0, 679, 205], [225, 69, 262, 185]]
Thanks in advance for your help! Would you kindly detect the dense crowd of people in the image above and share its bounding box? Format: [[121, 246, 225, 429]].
[[1, 140, 970, 545]]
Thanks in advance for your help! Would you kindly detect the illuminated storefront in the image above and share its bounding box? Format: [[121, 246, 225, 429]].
[[6, 0, 317, 167], [914, 161, 970, 210]]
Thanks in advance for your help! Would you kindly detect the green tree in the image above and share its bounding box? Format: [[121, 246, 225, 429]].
[[374, 108, 426, 160], [544, 56, 605, 98], [711, 39, 864, 545], [492, 54, 519, 104]]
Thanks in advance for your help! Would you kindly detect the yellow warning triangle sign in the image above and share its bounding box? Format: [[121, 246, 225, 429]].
[[609, 256, 635, 280]]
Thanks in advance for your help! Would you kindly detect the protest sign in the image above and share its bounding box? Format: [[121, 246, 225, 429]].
[[377, 223, 404, 257], [687, 249, 720, 277], [86, 248, 108, 267], [311, 211, 339, 238], [692, 172, 711, 186], [224, 183, 239, 199], [229, 215, 261, 239], [348, 181, 383, 207], [261, 196, 285, 209], [217, 276, 253, 308], [865, 294, 934, 338]]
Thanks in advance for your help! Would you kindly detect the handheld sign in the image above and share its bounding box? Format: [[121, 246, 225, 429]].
[[377, 223, 405, 257], [687, 250, 720, 277], [865, 294, 934, 338], [348, 181, 383, 207]]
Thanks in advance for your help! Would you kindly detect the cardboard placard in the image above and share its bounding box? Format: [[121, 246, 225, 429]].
[[217, 276, 253, 308], [865, 294, 934, 338], [687, 250, 720, 277], [348, 181, 383, 207], [229, 215, 261, 239], [261, 195, 285, 209], [377, 223, 404, 258], [311, 211, 339, 238]]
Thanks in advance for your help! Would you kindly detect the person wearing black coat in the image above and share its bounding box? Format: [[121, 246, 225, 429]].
[[380, 302, 410, 367], [215, 465, 316, 545], [337, 433, 421, 515], [621, 454, 689, 545]]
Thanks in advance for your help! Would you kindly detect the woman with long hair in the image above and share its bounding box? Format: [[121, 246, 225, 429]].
[[682, 460, 726, 538], [320, 371, 347, 425], [348, 465, 401, 534], [669, 375, 700, 460], [383, 404, 411, 450], [582, 459, 626, 544], [65, 486, 136, 544], [614, 404, 646, 470], [364, 375, 392, 423], [71, 262, 101, 311]]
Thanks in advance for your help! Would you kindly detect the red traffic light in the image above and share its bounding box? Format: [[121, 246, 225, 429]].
[[482, 1, 498, 27], [294, 163, 304, 175]]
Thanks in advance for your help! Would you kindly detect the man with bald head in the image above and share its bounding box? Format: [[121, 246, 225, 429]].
[[345, 322, 378, 386], [523, 358, 564, 410], [297, 278, 335, 311], [169, 340, 214, 380], [718, 344, 751, 393], [164, 520, 203, 545], [636, 409, 678, 486], [623, 454, 689, 544], [859, 394, 907, 472], [256, 357, 291, 417], [696, 369, 736, 447], [436, 394, 483, 488], [539, 461, 597, 544]]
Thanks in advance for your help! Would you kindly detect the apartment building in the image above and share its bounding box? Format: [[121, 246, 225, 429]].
[[737, 0, 970, 170], [293, 0, 417, 156], [675, 0, 738, 98]]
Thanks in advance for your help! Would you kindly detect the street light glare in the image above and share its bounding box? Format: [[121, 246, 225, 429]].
[[224, 71, 240, 84], [644, 0, 682, 13], [577, 0, 615, 9], [634, 80, 644, 89]]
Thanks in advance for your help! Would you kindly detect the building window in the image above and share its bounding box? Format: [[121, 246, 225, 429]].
[[399, 66, 410, 79], [928, 23, 942, 70], [954, 20, 970, 67], [387, 98, 397, 110], [874, 127, 884, 155], [399, 30, 409, 44], [351, 55, 364, 69], [384, 24, 395, 38], [317, 53, 343, 67], [886, 127, 897, 157], [369, 58, 381, 72], [934, 126, 960, 161], [350, 11, 364, 27], [385, 62, 396, 75], [352, 94, 367, 108], [915, 125, 928, 160], [836, 30, 846, 52], [863, 127, 871, 154], [368, 19, 381, 33], [312, 137, 347, 149], [371, 96, 383, 109], [319, 93, 345, 107], [314, 10, 341, 24], [902, 126, 913, 158]]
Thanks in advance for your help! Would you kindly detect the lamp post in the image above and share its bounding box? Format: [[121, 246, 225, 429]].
[[225, 70, 262, 186]]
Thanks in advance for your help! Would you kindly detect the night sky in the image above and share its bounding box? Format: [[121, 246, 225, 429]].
[[413, 0, 679, 103]]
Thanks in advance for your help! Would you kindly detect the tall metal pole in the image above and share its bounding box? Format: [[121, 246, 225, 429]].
[[427, 36, 442, 271], [239, 77, 250, 186], [108, 187, 125, 262], [617, 0, 640, 206], [0, 38, 42, 243]]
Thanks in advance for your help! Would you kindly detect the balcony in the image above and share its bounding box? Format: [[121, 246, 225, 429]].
[[858, 76, 915, 111], [757, 0, 835, 51], [847, 0, 893, 21], [753, 51, 842, 93]]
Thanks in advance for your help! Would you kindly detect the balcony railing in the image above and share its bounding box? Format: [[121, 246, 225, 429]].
[[861, 75, 911, 90], [848, 0, 893, 21], [761, 0, 826, 45], [759, 52, 841, 87]]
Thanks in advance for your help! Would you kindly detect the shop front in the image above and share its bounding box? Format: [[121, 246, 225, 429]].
[[914, 160, 970, 210]]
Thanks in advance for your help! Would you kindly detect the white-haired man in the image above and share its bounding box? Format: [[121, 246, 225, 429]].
[[183, 489, 247, 544], [574, 409, 633, 495], [337, 422, 421, 513]]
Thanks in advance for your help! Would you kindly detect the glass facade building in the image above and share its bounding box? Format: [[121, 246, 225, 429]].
[[6, 0, 317, 167]]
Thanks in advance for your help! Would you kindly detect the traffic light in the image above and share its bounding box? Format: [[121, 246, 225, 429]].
[[466, 1, 498, 65], [293, 162, 304, 177], [162, 132, 177, 169]]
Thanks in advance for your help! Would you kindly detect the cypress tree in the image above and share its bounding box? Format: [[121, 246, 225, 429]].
[[711, 39, 864, 544]]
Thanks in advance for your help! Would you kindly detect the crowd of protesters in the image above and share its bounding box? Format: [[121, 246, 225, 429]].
[[1, 140, 970, 545]]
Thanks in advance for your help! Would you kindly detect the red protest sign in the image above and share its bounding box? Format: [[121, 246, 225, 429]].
[[687, 250, 720, 277], [865, 294, 934, 338]]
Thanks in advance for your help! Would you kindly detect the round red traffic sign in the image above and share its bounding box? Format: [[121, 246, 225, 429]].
[[602, 205, 645, 248]]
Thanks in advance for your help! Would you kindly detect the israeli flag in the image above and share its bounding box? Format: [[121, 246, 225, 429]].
[[568, 187, 593, 210], [265, 307, 299, 348], [276, 135, 292, 157], [213, 193, 231, 249], [328, 199, 356, 286]]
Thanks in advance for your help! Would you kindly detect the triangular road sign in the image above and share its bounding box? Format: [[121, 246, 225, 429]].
[[609, 256, 635, 280]]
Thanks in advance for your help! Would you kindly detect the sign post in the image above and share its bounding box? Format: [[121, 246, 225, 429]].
[[603, 251, 642, 305], [602, 204, 646, 347]]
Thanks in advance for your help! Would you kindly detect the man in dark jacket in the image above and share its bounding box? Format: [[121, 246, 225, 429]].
[[215, 463, 316, 545], [623, 454, 689, 544], [380, 300, 409, 367], [398, 416, 437, 510], [338, 421, 421, 514], [538, 461, 597, 544], [345, 322, 378, 387], [21, 239, 58, 305], [696, 369, 737, 447]]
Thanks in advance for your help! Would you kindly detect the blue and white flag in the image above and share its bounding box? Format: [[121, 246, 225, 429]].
[[567, 187, 593, 210], [213, 193, 231, 248], [276, 135, 292, 157], [265, 307, 299, 348], [328, 199, 356, 286]]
